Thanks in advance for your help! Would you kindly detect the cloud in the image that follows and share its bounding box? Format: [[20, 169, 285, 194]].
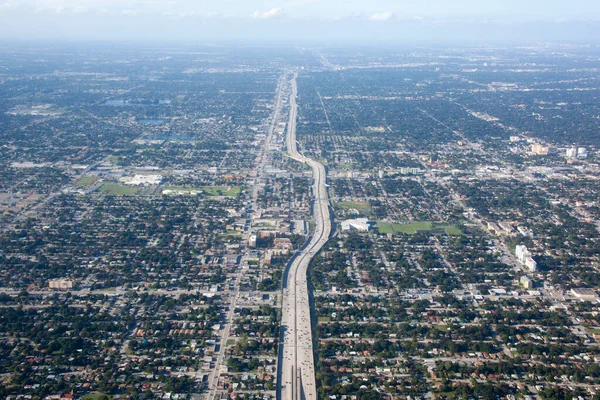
[[251, 7, 285, 19], [0, 0, 17, 10], [162, 10, 197, 19], [121, 9, 139, 16], [369, 12, 395, 21], [2, 0, 181, 14]]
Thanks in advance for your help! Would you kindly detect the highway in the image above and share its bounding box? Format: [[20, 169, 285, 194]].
[[278, 72, 332, 400]]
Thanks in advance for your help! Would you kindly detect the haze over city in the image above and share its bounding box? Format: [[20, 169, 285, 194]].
[[1, 0, 600, 42]]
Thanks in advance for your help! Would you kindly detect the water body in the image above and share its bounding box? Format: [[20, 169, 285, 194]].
[[147, 135, 194, 140], [104, 99, 126, 106], [139, 119, 165, 125], [103, 99, 171, 106]]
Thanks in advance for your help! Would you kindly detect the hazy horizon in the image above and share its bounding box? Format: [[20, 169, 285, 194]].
[[1, 0, 600, 44]]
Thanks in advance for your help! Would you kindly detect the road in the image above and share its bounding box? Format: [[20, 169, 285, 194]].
[[204, 73, 287, 400], [278, 72, 332, 400]]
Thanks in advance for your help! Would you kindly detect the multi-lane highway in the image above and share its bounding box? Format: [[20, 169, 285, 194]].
[[279, 72, 332, 400]]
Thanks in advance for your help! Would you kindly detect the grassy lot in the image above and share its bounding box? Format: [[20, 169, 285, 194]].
[[377, 221, 463, 236], [164, 186, 241, 197], [376, 222, 395, 234], [442, 225, 464, 236], [163, 186, 203, 194], [395, 221, 433, 234], [202, 186, 241, 197], [108, 155, 120, 164], [318, 316, 331, 323], [335, 201, 370, 211], [81, 394, 111, 400], [98, 183, 140, 195], [75, 176, 97, 186]]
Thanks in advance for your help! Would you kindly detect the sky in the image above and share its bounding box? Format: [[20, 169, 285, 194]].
[[1, 0, 599, 43]]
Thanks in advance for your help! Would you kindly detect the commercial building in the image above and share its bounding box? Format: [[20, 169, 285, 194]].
[[48, 279, 73, 290], [341, 218, 370, 232], [531, 143, 549, 156], [515, 245, 537, 272], [520, 276, 534, 289], [119, 174, 163, 186], [248, 234, 257, 248], [571, 288, 598, 300]]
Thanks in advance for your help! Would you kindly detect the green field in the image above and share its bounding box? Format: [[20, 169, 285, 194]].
[[335, 201, 370, 211], [443, 226, 464, 236], [81, 394, 111, 400], [108, 155, 120, 164], [201, 186, 241, 196], [75, 176, 97, 186], [164, 186, 241, 197], [98, 183, 140, 195], [377, 221, 463, 236]]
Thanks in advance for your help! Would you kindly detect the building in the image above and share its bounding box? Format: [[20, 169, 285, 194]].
[[525, 258, 537, 272], [274, 238, 293, 253], [566, 147, 578, 158], [292, 220, 307, 235], [498, 222, 515, 235], [486, 221, 501, 236], [571, 288, 598, 300], [341, 218, 370, 232], [119, 174, 162, 186], [577, 147, 588, 158], [515, 245, 537, 272], [531, 143, 549, 156], [517, 226, 533, 237], [248, 234, 257, 248], [48, 279, 73, 290], [399, 167, 421, 175], [520, 276, 534, 290]]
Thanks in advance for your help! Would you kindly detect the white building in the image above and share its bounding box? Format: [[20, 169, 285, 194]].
[[119, 174, 162, 186], [566, 147, 578, 158], [248, 234, 257, 248], [517, 226, 533, 237], [341, 218, 370, 232], [515, 245, 537, 272], [525, 258, 537, 273], [399, 167, 421, 175]]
